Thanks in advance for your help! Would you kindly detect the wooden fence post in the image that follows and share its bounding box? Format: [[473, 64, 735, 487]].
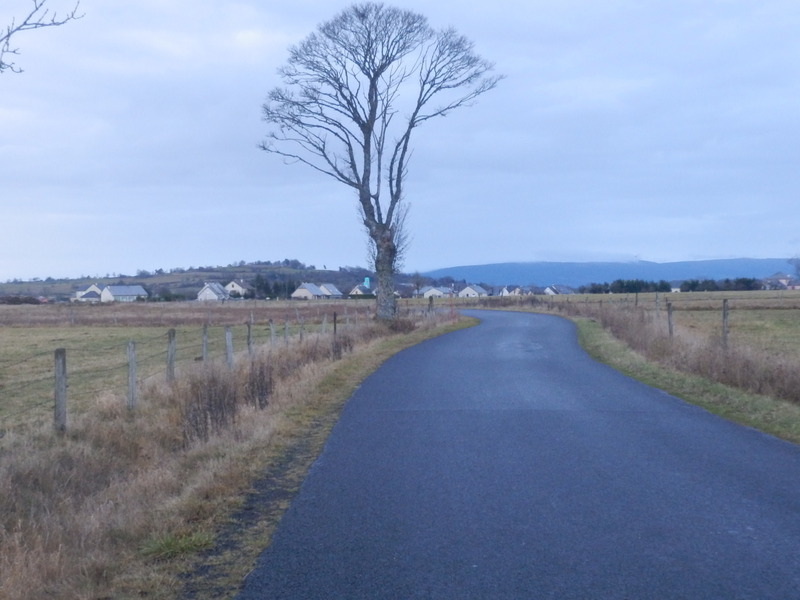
[[166, 329, 176, 383], [54, 348, 67, 434], [332, 312, 339, 359], [202, 324, 209, 362], [127, 341, 137, 410], [722, 299, 729, 350], [667, 302, 674, 339], [269, 319, 275, 346], [225, 326, 234, 369], [247, 321, 253, 357]]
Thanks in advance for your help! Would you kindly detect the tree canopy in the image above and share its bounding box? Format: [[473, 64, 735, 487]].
[[261, 3, 500, 319]]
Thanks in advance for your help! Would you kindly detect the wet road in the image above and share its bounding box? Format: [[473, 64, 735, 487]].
[[237, 310, 800, 599]]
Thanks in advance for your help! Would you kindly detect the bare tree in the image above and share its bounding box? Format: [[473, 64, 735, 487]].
[[1, 0, 82, 74], [261, 3, 501, 320]]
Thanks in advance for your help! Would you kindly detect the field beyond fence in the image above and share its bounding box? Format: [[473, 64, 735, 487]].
[[0, 300, 386, 433]]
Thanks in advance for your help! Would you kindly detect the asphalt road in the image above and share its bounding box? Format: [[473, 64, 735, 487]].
[[237, 310, 800, 599]]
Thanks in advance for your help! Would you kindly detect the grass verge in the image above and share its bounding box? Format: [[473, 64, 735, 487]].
[[575, 317, 800, 445]]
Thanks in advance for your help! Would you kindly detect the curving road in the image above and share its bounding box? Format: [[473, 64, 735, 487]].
[[237, 310, 800, 599]]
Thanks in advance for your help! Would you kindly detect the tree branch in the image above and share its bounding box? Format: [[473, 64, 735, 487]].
[[1, 0, 83, 74]]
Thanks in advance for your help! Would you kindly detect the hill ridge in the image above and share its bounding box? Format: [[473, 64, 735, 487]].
[[423, 258, 794, 288]]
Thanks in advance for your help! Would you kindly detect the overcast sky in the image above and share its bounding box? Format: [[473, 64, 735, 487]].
[[2, 0, 799, 280]]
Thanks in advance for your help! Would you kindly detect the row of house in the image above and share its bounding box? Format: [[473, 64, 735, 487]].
[[418, 284, 570, 298], [72, 271, 800, 304], [290, 282, 377, 300], [73, 279, 575, 304], [290, 282, 571, 301], [74, 284, 149, 303], [197, 280, 254, 301], [197, 280, 371, 301], [418, 284, 489, 299]]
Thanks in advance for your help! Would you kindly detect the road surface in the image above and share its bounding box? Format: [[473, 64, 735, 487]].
[[237, 310, 800, 599]]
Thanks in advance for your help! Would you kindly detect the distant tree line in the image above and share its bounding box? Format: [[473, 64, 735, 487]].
[[679, 278, 761, 292], [252, 275, 300, 300], [578, 277, 764, 294], [578, 280, 672, 294], [0, 295, 40, 304]]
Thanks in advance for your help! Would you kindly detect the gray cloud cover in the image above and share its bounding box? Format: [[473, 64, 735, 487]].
[[2, 0, 798, 279]]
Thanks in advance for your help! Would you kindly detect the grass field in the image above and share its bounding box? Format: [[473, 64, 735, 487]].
[[0, 300, 380, 431]]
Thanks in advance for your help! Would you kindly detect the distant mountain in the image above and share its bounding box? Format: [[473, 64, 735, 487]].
[[423, 259, 794, 288]]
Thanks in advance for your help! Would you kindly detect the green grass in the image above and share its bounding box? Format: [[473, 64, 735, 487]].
[[140, 531, 214, 561]]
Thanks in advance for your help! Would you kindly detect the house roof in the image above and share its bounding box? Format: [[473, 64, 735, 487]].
[[462, 284, 488, 295], [200, 282, 229, 299], [105, 285, 148, 296], [545, 284, 574, 295], [295, 283, 326, 296], [320, 283, 344, 296], [419, 286, 452, 296]]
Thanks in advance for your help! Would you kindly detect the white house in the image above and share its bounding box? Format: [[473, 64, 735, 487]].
[[224, 279, 252, 298], [100, 285, 149, 302], [544, 285, 573, 296], [74, 283, 103, 303], [420, 286, 453, 299], [500, 286, 523, 297], [350, 284, 372, 296], [291, 282, 327, 300], [763, 272, 793, 290], [458, 284, 488, 298], [198, 282, 230, 301]]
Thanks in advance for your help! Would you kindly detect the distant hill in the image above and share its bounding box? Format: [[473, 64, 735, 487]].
[[423, 259, 795, 288]]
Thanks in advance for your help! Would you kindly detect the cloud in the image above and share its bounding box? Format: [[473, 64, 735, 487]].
[[2, 0, 800, 280]]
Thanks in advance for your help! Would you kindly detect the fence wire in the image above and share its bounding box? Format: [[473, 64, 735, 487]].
[[0, 320, 342, 431]]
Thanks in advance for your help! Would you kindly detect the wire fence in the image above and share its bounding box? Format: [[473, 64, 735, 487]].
[[0, 309, 377, 434]]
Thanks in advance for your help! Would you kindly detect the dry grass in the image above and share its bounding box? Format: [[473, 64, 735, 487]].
[[0, 302, 463, 599], [555, 295, 800, 404]]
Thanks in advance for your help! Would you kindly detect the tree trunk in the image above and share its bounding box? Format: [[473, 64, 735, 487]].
[[374, 229, 398, 321]]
